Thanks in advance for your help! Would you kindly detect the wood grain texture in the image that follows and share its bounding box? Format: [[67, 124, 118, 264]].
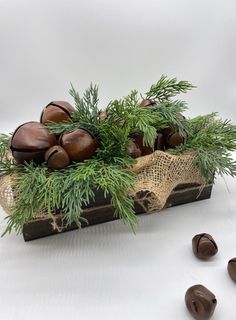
[[23, 183, 213, 241]]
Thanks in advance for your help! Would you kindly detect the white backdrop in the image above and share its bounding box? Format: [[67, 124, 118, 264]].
[[0, 0, 236, 319]]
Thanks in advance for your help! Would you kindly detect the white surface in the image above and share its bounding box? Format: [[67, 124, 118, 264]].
[[1, 0, 236, 319], [0, 176, 236, 320]]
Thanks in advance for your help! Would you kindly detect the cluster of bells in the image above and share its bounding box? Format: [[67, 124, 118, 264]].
[[10, 99, 185, 170]]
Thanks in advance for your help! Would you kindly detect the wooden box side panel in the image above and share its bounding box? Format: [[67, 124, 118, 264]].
[[22, 183, 213, 241]]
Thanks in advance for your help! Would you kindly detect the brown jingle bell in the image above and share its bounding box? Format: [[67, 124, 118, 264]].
[[130, 132, 153, 156], [227, 258, 236, 283], [44, 145, 70, 170], [10, 122, 57, 165], [185, 285, 217, 320], [60, 128, 98, 162], [40, 101, 75, 124], [127, 141, 142, 158], [140, 99, 156, 107], [192, 233, 218, 260], [155, 133, 165, 151], [166, 132, 184, 148], [161, 127, 184, 148], [98, 110, 106, 121]]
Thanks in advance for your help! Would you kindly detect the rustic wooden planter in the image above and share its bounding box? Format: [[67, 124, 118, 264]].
[[22, 182, 213, 241]]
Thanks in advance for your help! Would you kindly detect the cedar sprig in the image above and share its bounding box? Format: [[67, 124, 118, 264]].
[[46, 83, 100, 136], [169, 113, 236, 180], [96, 95, 158, 163], [105, 90, 165, 147], [70, 83, 100, 135], [146, 75, 195, 102], [3, 158, 137, 236], [0, 133, 14, 177], [96, 120, 134, 162], [150, 100, 190, 137], [2, 163, 49, 235], [76, 160, 137, 230], [45, 120, 100, 136]]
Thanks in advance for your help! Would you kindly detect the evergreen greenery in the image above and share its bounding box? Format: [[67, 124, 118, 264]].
[[0, 75, 236, 236], [3, 158, 137, 236], [150, 100, 189, 137], [169, 113, 236, 180], [0, 133, 14, 177], [146, 75, 195, 102], [96, 90, 165, 162], [46, 83, 100, 136]]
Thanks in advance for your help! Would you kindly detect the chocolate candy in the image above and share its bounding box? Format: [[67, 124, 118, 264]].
[[44, 145, 70, 169], [130, 132, 153, 156], [10, 122, 57, 164], [185, 285, 217, 320], [155, 133, 165, 151], [140, 99, 156, 107], [227, 258, 236, 283], [40, 101, 75, 124], [192, 233, 218, 259], [60, 128, 98, 162], [127, 141, 142, 158]]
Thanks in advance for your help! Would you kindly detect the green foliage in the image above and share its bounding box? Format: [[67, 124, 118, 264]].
[[0, 133, 14, 177], [69, 83, 100, 135], [76, 88, 167, 163], [146, 74, 195, 102], [103, 90, 164, 149], [45, 120, 82, 135], [150, 100, 189, 137], [170, 113, 236, 180], [3, 158, 137, 236], [46, 83, 100, 136], [96, 120, 133, 162]]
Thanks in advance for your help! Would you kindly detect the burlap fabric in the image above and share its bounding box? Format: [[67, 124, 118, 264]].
[[0, 150, 206, 218], [132, 151, 207, 212], [129, 150, 206, 212]]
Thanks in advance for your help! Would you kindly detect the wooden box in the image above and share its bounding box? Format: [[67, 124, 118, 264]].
[[23, 182, 213, 241]]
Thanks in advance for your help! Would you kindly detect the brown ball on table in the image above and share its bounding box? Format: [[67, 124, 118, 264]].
[[60, 128, 98, 162], [40, 101, 75, 124], [130, 132, 153, 156], [10, 122, 57, 165], [140, 99, 156, 107], [127, 141, 142, 158], [44, 145, 70, 169]]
